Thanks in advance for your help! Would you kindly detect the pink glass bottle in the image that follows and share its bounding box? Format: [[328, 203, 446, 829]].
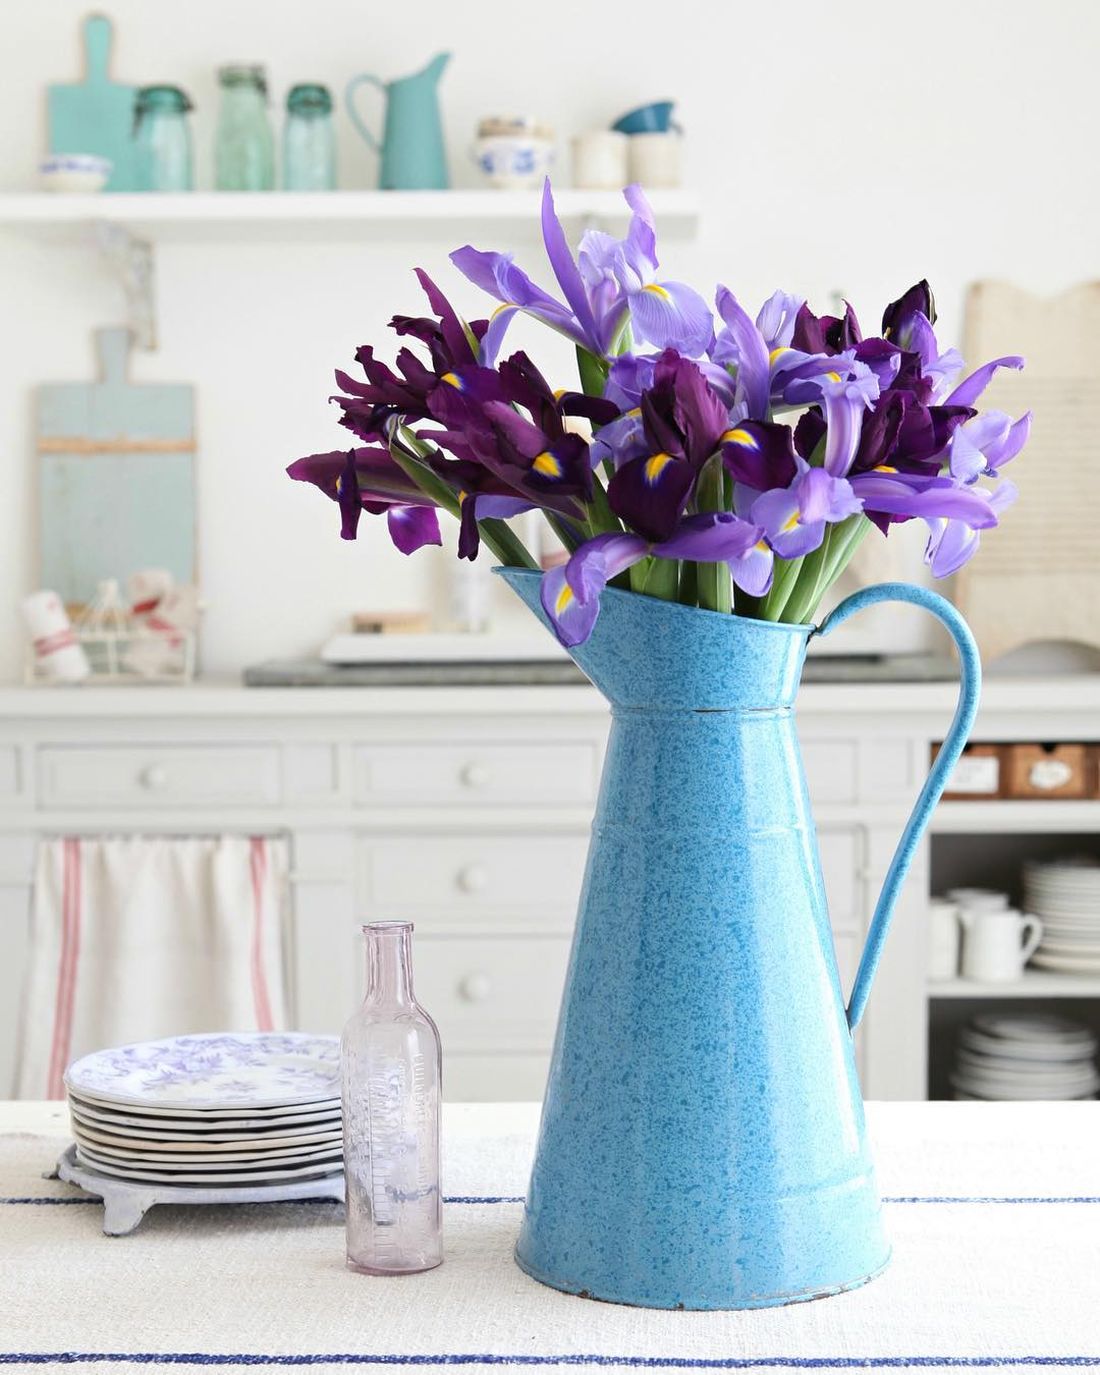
[[341, 921, 442, 1274]]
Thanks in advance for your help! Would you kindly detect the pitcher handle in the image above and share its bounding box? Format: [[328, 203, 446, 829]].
[[813, 582, 982, 1031], [346, 73, 386, 154]]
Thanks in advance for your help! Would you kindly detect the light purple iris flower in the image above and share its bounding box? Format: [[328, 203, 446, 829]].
[[451, 182, 713, 364], [924, 480, 1018, 576], [943, 355, 1025, 407], [948, 410, 1033, 482], [540, 514, 772, 646], [751, 461, 861, 559], [817, 364, 881, 476]]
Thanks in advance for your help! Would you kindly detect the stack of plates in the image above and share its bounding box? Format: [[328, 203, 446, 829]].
[[63, 1032, 343, 1186], [951, 1013, 1100, 1101], [1023, 859, 1100, 974]]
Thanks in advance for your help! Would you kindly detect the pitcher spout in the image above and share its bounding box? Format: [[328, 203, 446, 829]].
[[418, 51, 450, 86]]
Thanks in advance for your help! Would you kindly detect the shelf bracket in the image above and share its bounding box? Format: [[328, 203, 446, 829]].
[[94, 222, 157, 351]]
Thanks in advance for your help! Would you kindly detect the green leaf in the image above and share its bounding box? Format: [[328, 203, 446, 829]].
[[576, 346, 610, 399]]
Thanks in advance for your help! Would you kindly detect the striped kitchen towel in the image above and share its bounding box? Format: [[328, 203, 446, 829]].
[[14, 835, 289, 1099]]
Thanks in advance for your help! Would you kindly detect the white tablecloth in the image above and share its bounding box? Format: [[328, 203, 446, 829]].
[[2, 1100, 1099, 1374]]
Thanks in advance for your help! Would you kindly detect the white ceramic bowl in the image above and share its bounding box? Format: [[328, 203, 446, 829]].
[[473, 135, 554, 190], [39, 154, 112, 193]]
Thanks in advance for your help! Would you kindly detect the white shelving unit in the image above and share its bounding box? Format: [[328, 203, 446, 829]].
[[932, 800, 1100, 835], [0, 189, 701, 244], [930, 972, 1100, 999]]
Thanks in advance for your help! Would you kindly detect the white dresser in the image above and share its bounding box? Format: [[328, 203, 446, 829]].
[[0, 677, 1096, 1101]]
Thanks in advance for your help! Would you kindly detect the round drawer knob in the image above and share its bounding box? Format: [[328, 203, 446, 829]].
[[140, 764, 168, 791], [457, 863, 488, 894], [460, 761, 492, 789], [459, 972, 493, 1003]]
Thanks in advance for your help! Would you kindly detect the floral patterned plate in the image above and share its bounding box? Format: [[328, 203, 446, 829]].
[[65, 1032, 341, 1110], [70, 1115, 342, 1153], [74, 1134, 344, 1168], [68, 1097, 340, 1135], [73, 1144, 344, 1186]]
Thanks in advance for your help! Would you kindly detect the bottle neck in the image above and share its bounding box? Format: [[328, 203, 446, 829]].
[[363, 923, 415, 1008]]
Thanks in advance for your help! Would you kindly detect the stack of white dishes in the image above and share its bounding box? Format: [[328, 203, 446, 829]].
[[64, 1032, 342, 1186], [1023, 859, 1100, 974], [951, 1013, 1100, 1101]]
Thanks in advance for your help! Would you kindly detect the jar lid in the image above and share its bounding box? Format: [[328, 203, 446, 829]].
[[136, 84, 193, 114], [287, 83, 333, 114], [218, 64, 268, 93]]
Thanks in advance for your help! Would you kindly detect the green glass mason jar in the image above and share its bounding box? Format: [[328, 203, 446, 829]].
[[215, 64, 275, 191], [134, 85, 194, 192], [283, 84, 337, 191]]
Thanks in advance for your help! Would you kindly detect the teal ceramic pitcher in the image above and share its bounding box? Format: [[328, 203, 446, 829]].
[[497, 568, 980, 1310], [346, 53, 450, 190]]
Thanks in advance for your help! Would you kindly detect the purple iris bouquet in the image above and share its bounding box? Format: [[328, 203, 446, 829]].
[[289, 182, 1030, 646]]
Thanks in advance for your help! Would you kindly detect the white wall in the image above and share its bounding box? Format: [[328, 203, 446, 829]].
[[1, 0, 1096, 677]]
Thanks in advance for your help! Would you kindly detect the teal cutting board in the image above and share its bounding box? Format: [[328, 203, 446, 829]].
[[37, 328, 196, 608], [47, 14, 138, 192]]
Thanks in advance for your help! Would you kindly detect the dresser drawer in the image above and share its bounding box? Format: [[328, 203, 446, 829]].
[[38, 745, 281, 809], [362, 835, 586, 926], [353, 742, 598, 807], [414, 936, 570, 1053]]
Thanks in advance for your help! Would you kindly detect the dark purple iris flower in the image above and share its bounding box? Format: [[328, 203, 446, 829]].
[[287, 447, 443, 553]]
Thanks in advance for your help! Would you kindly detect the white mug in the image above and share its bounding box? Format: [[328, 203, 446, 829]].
[[959, 908, 1043, 983], [627, 131, 682, 189], [927, 898, 961, 980], [947, 887, 1010, 913], [571, 131, 628, 190]]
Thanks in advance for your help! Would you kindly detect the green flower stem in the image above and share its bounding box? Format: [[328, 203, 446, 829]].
[[758, 555, 803, 621], [694, 457, 731, 613], [678, 559, 698, 605], [576, 346, 610, 399], [782, 539, 833, 625], [641, 556, 680, 602]]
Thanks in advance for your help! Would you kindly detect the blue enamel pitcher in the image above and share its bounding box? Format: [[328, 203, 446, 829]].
[[498, 568, 980, 1310], [346, 53, 450, 190]]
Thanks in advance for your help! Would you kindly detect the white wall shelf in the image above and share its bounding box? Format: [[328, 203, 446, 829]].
[[931, 800, 1100, 834], [929, 972, 1100, 999], [0, 189, 700, 245]]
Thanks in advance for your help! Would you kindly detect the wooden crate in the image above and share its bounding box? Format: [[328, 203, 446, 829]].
[[1005, 743, 1092, 800]]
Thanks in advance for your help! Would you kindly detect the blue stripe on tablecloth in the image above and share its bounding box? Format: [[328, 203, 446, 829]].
[[3, 1194, 1100, 1206], [1, 1353, 1100, 1367]]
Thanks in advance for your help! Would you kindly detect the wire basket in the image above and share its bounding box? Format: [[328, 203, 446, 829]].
[[26, 626, 196, 685]]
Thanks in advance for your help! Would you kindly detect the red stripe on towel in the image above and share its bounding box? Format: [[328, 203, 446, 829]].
[[249, 838, 274, 1032], [46, 839, 82, 1099]]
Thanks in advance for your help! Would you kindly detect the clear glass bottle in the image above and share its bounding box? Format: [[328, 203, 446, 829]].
[[342, 921, 442, 1275], [214, 64, 275, 191], [134, 85, 194, 192], [283, 83, 337, 191]]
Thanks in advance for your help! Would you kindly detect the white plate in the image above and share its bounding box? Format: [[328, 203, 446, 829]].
[[958, 1029, 1098, 1062], [69, 1105, 342, 1146], [74, 1134, 343, 1168], [954, 1048, 1099, 1077], [74, 1145, 344, 1186], [71, 1117, 342, 1153], [971, 1013, 1096, 1045], [67, 1087, 341, 1121], [952, 1065, 1099, 1091], [950, 1075, 1099, 1101], [68, 1096, 340, 1134], [1035, 939, 1100, 957], [65, 1032, 340, 1109], [1031, 953, 1100, 974]]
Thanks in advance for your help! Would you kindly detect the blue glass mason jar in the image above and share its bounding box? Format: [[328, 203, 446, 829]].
[[134, 85, 194, 192], [215, 64, 275, 191], [283, 84, 337, 190]]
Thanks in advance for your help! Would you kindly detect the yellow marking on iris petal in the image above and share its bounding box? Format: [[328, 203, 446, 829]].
[[553, 388, 567, 400], [457, 490, 466, 505], [555, 583, 574, 615], [874, 464, 898, 473], [769, 347, 792, 365], [532, 451, 563, 478], [721, 428, 758, 449], [781, 511, 800, 533], [642, 283, 672, 300], [441, 371, 463, 389], [755, 539, 770, 553], [490, 302, 514, 319], [644, 452, 675, 484], [824, 370, 842, 383]]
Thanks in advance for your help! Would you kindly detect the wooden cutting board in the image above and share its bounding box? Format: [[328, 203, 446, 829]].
[[47, 14, 138, 192], [37, 328, 196, 609]]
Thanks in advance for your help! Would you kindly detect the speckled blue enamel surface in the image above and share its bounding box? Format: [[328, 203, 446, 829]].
[[496, 568, 979, 1311]]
